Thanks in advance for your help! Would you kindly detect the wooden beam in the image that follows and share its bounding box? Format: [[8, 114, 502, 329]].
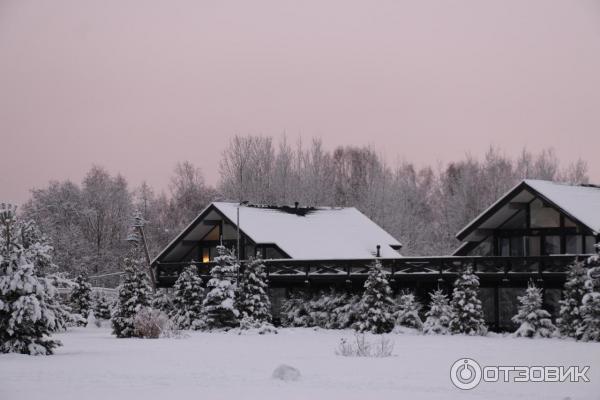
[[507, 202, 528, 210]]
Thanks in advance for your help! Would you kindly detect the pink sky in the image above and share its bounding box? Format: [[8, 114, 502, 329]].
[[1, 0, 600, 204]]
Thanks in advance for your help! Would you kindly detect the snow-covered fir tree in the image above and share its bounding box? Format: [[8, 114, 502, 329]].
[[449, 266, 487, 335], [170, 265, 204, 330], [512, 282, 557, 338], [355, 260, 396, 334], [93, 292, 113, 320], [578, 249, 600, 342], [557, 261, 589, 338], [236, 255, 272, 327], [280, 291, 312, 327], [69, 274, 92, 325], [395, 291, 423, 330], [200, 246, 240, 330], [151, 289, 174, 315], [111, 248, 153, 338], [0, 204, 70, 355], [423, 289, 453, 335]]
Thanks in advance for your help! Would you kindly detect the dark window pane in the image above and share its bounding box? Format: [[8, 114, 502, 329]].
[[526, 236, 541, 256], [530, 199, 560, 228], [585, 236, 598, 253], [543, 235, 561, 255], [566, 235, 582, 254], [510, 237, 524, 256]]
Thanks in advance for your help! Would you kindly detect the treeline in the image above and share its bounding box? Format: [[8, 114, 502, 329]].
[[21, 135, 588, 277]]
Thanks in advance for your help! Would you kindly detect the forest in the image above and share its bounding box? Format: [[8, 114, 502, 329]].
[[19, 135, 589, 280]]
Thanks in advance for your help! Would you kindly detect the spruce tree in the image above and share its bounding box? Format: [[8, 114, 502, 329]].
[[236, 255, 272, 326], [355, 260, 396, 334], [579, 250, 600, 342], [200, 245, 240, 330], [69, 274, 92, 325], [423, 289, 453, 335], [152, 289, 174, 315], [512, 282, 557, 338], [170, 265, 204, 330], [557, 261, 589, 338], [111, 250, 153, 338], [449, 266, 487, 335], [395, 291, 423, 330], [0, 204, 70, 355], [93, 292, 113, 320]]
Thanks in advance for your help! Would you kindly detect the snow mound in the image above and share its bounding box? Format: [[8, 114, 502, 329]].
[[272, 364, 301, 381]]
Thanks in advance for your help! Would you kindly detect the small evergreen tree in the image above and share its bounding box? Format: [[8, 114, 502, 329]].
[[579, 250, 600, 342], [512, 282, 557, 338], [0, 204, 70, 355], [449, 266, 487, 335], [93, 292, 113, 320], [355, 260, 396, 334], [280, 291, 312, 327], [200, 246, 239, 330], [236, 255, 272, 326], [423, 289, 453, 335], [170, 265, 204, 330], [69, 274, 92, 325], [395, 291, 423, 330], [152, 289, 174, 315], [557, 261, 589, 338], [111, 251, 153, 338]]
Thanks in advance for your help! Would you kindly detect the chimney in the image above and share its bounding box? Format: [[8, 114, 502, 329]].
[[376, 245, 381, 258], [294, 201, 299, 209]]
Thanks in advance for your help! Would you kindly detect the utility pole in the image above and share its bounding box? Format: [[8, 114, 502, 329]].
[[130, 211, 156, 289]]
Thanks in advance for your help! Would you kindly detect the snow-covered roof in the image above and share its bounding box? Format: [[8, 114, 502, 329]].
[[153, 202, 402, 263], [456, 179, 600, 242]]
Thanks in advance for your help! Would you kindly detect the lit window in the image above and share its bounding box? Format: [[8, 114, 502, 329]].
[[202, 248, 210, 263]]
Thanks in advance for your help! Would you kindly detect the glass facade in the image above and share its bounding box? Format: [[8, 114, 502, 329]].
[[543, 235, 561, 255]]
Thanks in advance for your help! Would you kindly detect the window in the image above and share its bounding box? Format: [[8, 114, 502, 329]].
[[566, 235, 582, 254], [543, 235, 561, 255], [530, 199, 560, 228], [201, 248, 210, 263], [526, 236, 541, 256], [501, 210, 527, 229], [244, 244, 255, 260], [499, 238, 510, 256], [564, 217, 577, 228], [265, 247, 283, 259], [510, 237, 524, 256], [585, 236, 598, 253], [472, 237, 493, 256]]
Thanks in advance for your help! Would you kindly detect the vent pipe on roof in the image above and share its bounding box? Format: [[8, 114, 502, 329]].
[[294, 201, 299, 209], [376, 245, 381, 258]]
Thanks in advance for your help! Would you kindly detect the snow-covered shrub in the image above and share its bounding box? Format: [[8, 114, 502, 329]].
[[280, 291, 312, 327], [512, 282, 557, 338], [0, 204, 71, 355], [423, 289, 453, 335], [200, 246, 240, 330], [170, 265, 204, 330], [579, 251, 600, 342], [395, 291, 423, 330], [449, 266, 487, 336], [69, 274, 92, 325], [236, 255, 272, 326], [93, 292, 113, 320], [238, 314, 278, 334], [355, 260, 396, 334], [111, 251, 153, 338], [335, 334, 394, 358], [272, 364, 301, 381], [133, 307, 170, 339], [557, 261, 589, 338]]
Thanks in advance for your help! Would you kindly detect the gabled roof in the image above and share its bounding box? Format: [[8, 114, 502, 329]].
[[456, 179, 600, 242], [153, 202, 402, 263]]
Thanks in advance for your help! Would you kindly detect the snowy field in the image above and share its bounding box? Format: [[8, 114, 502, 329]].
[[1, 327, 599, 400]]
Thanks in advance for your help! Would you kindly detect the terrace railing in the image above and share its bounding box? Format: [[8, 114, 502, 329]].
[[154, 254, 587, 287]]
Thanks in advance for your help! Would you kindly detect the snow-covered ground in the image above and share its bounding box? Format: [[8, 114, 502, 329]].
[[1, 327, 599, 400]]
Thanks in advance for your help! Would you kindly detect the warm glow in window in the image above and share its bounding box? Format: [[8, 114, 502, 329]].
[[202, 248, 210, 263]]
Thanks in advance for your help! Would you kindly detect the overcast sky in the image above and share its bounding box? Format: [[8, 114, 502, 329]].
[[1, 0, 599, 204]]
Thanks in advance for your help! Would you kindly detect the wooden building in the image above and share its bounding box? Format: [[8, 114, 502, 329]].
[[152, 180, 600, 331]]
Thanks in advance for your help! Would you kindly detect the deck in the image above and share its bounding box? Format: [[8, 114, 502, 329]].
[[154, 254, 587, 288]]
